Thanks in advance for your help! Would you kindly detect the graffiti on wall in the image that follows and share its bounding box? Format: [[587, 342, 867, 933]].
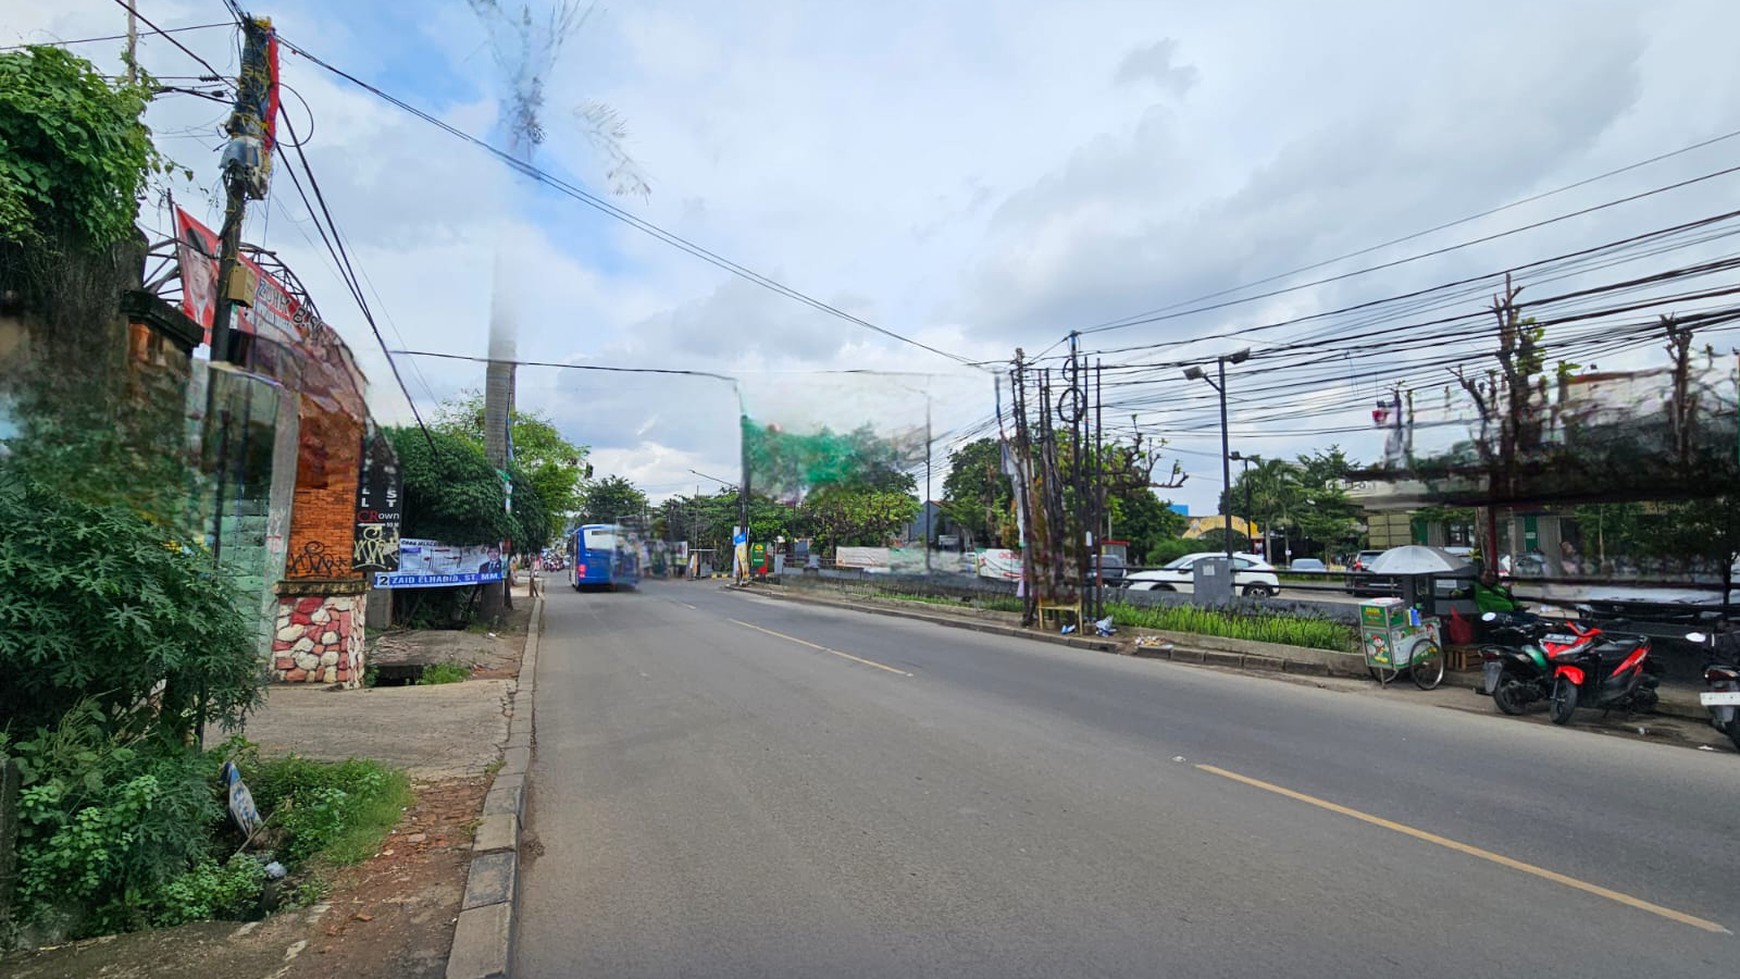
[[353, 427, 402, 572]]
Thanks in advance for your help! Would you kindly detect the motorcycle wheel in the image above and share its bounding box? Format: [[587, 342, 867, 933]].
[[1493, 678, 1529, 715], [1549, 676, 1579, 726], [1410, 641, 1444, 690]]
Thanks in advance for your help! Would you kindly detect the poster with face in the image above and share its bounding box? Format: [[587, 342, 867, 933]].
[[376, 539, 505, 589]]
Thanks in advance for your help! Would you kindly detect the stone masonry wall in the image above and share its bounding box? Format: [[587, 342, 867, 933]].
[[271, 593, 365, 686]]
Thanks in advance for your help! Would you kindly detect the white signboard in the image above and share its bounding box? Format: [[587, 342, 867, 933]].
[[374, 538, 504, 589]]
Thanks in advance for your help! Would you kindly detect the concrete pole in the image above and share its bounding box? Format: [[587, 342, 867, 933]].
[[1218, 357, 1233, 568]]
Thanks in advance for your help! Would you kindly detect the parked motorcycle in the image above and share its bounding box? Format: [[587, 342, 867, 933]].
[[1541, 618, 1658, 725], [1684, 624, 1740, 752], [1479, 610, 1658, 724], [1478, 612, 1553, 715]]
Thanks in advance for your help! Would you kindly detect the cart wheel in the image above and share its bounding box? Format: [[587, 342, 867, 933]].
[[1367, 664, 1398, 686], [1410, 641, 1445, 690]]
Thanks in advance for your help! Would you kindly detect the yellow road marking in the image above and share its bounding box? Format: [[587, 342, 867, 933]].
[[1195, 764, 1729, 935], [728, 619, 914, 677]]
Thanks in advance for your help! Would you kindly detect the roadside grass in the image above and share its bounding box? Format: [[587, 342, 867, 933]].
[[877, 589, 1024, 614], [792, 581, 1351, 651], [247, 755, 414, 866], [417, 662, 470, 686], [316, 768, 413, 866], [1106, 602, 1355, 652]]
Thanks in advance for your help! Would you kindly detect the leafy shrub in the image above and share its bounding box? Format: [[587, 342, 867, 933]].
[[4, 704, 225, 938], [146, 855, 267, 927], [385, 426, 551, 551], [417, 662, 470, 685], [0, 474, 265, 739], [1144, 537, 1202, 567], [0, 45, 165, 250]]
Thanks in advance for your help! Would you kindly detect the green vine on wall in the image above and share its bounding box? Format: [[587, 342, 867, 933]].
[[0, 45, 179, 251]]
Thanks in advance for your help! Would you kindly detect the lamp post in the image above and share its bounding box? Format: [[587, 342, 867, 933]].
[[1229, 451, 1260, 558], [1183, 349, 1251, 568]]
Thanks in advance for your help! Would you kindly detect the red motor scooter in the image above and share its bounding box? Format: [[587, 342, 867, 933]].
[[1540, 615, 1658, 726]]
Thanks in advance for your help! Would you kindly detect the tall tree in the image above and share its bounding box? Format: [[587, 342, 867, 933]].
[[940, 437, 1011, 548], [386, 426, 552, 548], [433, 391, 591, 523], [1290, 448, 1361, 552], [1110, 489, 1186, 563], [803, 485, 920, 549], [581, 475, 648, 525]]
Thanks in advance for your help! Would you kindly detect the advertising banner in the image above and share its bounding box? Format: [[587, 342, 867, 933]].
[[174, 207, 311, 347], [373, 538, 504, 589], [835, 546, 892, 570], [973, 548, 1024, 581], [353, 429, 402, 572]]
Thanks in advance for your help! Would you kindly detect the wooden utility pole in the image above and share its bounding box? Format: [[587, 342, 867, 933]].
[[210, 15, 277, 364], [1092, 360, 1105, 621], [1011, 350, 1038, 626]]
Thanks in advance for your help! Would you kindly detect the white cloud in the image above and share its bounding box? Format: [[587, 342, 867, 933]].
[[10, 0, 1740, 516], [1112, 38, 1197, 97]]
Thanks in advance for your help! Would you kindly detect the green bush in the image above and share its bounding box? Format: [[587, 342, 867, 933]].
[[1144, 537, 1200, 567], [245, 755, 411, 865], [3, 704, 227, 937], [0, 474, 265, 739], [0, 45, 165, 250], [417, 662, 470, 685], [2, 717, 411, 940], [1107, 601, 1355, 652], [146, 855, 267, 927]]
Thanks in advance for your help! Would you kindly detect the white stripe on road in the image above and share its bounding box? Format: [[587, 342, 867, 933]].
[[1197, 763, 1729, 935], [728, 618, 914, 677]]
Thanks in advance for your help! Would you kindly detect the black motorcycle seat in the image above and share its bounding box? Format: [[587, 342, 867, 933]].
[[1588, 639, 1641, 662]]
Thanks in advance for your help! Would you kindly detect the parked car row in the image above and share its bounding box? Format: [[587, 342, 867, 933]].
[[1071, 545, 1475, 600]]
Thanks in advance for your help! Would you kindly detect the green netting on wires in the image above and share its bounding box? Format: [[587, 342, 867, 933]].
[[742, 416, 925, 503]]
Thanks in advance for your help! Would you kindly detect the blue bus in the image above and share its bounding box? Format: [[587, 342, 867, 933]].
[[569, 523, 642, 591]]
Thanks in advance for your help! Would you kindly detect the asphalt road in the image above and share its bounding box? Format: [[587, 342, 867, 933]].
[[515, 581, 1739, 978]]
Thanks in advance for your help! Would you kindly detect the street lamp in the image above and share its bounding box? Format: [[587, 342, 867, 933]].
[[1229, 451, 1261, 559], [689, 468, 735, 490], [1183, 349, 1251, 567]]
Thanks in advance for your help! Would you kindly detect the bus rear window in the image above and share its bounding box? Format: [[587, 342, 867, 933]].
[[582, 528, 616, 552]]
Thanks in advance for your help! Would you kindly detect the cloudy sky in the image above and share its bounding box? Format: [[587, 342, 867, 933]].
[[10, 0, 1740, 512]]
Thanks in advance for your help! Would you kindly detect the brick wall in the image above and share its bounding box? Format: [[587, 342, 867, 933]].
[[281, 318, 367, 581], [272, 318, 372, 686], [270, 593, 365, 686]]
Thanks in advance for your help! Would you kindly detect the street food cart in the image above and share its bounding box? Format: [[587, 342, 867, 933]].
[[1360, 597, 1445, 689]]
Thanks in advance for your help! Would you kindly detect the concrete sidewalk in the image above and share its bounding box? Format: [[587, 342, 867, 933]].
[[230, 679, 513, 779]]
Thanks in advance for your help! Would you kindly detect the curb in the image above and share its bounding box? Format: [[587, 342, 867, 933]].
[[751, 586, 1714, 721], [446, 594, 541, 979], [749, 585, 1120, 654]]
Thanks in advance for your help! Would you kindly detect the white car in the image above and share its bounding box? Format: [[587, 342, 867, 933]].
[[1125, 552, 1281, 598]]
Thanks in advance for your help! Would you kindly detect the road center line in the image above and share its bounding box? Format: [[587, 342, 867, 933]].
[[1195, 763, 1729, 935], [728, 618, 914, 677]]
